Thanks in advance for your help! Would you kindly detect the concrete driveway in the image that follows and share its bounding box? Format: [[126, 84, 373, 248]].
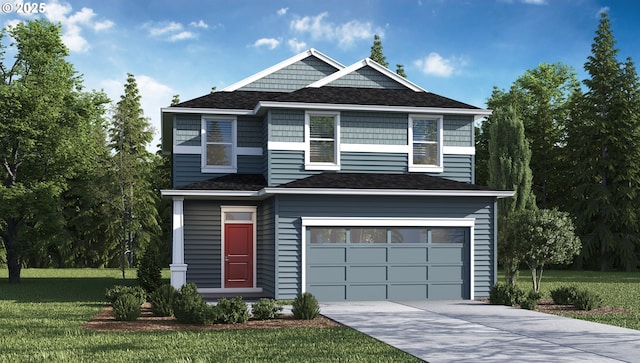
[[320, 300, 640, 363]]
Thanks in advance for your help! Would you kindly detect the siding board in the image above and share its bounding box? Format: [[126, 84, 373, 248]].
[[240, 56, 339, 92]]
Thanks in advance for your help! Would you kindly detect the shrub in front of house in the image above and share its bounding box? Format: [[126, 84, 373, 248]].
[[105, 285, 146, 307], [519, 290, 541, 310], [112, 293, 142, 321], [212, 296, 249, 324], [172, 283, 208, 324], [573, 288, 603, 311], [251, 298, 283, 320], [550, 285, 579, 305], [137, 243, 163, 298], [292, 292, 320, 320], [150, 284, 178, 317], [489, 282, 525, 306]]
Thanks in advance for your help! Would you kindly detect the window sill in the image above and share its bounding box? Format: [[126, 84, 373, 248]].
[[305, 163, 341, 171], [409, 165, 444, 173], [201, 167, 238, 174]]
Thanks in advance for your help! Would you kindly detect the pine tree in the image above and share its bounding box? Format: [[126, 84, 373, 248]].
[[396, 64, 407, 78], [566, 13, 640, 270], [109, 73, 161, 276], [370, 35, 388, 67]]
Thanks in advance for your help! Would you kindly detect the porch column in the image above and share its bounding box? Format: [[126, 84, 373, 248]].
[[170, 196, 187, 289]]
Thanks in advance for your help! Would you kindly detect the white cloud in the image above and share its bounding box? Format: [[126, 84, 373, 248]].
[[290, 12, 382, 49], [94, 20, 114, 31], [147, 21, 203, 41], [148, 21, 182, 36], [190, 20, 208, 29], [288, 38, 307, 53], [277, 7, 288, 16], [253, 37, 280, 50], [170, 31, 196, 41], [597, 6, 610, 17], [521, 0, 547, 4], [414, 53, 457, 77], [37, 0, 114, 53]]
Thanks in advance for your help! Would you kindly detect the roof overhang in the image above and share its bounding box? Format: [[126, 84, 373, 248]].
[[161, 187, 514, 199], [254, 101, 492, 117]]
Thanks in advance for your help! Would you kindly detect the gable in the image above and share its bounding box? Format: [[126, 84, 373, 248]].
[[239, 56, 341, 92], [326, 65, 408, 89]]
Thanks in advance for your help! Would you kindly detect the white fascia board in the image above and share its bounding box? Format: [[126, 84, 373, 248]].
[[221, 49, 345, 92], [255, 101, 492, 117], [161, 189, 264, 198], [307, 58, 426, 92], [161, 107, 254, 116], [263, 187, 514, 198]]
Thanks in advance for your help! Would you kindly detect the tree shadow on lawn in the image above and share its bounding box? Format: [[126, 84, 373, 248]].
[[0, 277, 129, 303]]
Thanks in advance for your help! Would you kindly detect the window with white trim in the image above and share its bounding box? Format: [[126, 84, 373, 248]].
[[409, 114, 443, 172], [305, 112, 340, 170], [202, 116, 237, 173]]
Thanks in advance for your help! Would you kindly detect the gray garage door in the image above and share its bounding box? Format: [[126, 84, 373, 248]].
[[306, 226, 470, 301]]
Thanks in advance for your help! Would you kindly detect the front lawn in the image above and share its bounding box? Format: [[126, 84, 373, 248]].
[[509, 269, 640, 330], [0, 269, 420, 362]]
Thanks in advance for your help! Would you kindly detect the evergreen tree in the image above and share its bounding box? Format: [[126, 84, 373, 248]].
[[396, 64, 407, 78], [488, 106, 537, 285], [565, 13, 640, 271], [109, 73, 161, 275], [370, 34, 388, 67]]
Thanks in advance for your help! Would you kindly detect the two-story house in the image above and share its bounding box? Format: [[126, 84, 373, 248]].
[[160, 49, 512, 301]]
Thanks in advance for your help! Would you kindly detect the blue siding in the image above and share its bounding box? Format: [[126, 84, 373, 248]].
[[443, 115, 473, 147], [174, 115, 200, 146], [328, 66, 408, 89], [240, 56, 339, 92], [238, 116, 263, 148], [341, 152, 407, 173], [268, 150, 318, 186], [341, 112, 407, 145], [269, 110, 304, 142], [273, 195, 496, 300], [435, 155, 474, 183], [184, 200, 221, 289], [173, 154, 263, 188], [257, 199, 276, 297]]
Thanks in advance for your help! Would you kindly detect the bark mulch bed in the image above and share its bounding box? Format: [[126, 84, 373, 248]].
[[83, 303, 340, 332], [534, 298, 631, 316]]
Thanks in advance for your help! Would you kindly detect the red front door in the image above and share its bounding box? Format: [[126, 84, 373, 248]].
[[224, 223, 254, 288]]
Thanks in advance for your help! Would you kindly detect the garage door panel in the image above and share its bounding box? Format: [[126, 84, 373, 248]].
[[307, 266, 346, 283], [388, 247, 428, 263], [348, 284, 387, 301], [389, 284, 428, 300], [348, 266, 387, 282], [430, 283, 464, 300], [309, 285, 346, 301], [388, 265, 428, 282], [347, 247, 387, 263], [430, 265, 463, 281], [307, 248, 346, 264], [430, 247, 463, 262]]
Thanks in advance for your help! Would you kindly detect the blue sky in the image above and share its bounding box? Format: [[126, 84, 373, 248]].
[[2, 0, 639, 150]]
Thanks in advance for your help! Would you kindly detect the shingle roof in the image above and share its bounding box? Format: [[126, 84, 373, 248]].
[[178, 174, 267, 191], [175, 91, 287, 109], [177, 172, 495, 192], [279, 173, 493, 191], [173, 87, 480, 110]]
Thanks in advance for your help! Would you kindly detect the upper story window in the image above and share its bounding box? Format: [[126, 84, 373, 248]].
[[305, 111, 340, 170], [408, 114, 443, 172], [202, 116, 237, 173]]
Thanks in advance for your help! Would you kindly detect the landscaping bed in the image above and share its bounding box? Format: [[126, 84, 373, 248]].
[[84, 303, 340, 332]]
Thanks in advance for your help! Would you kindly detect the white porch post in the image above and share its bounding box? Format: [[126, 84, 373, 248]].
[[170, 196, 187, 289]]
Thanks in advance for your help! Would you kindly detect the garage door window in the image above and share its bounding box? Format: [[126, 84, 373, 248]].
[[309, 226, 466, 244]]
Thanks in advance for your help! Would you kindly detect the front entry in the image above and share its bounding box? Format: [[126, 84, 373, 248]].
[[224, 223, 254, 288]]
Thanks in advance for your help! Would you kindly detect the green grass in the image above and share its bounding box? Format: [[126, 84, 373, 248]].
[[508, 269, 640, 330], [0, 268, 420, 362]]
